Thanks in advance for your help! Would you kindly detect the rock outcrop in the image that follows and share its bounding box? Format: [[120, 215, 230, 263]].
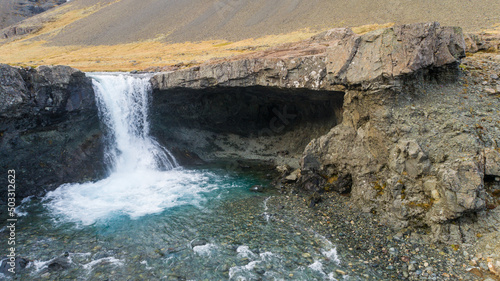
[[0, 64, 104, 202], [152, 22, 500, 243], [464, 32, 500, 54], [299, 33, 500, 243], [151, 22, 466, 168], [153, 22, 465, 92]]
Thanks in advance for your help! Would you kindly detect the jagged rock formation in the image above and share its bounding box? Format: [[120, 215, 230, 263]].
[[152, 22, 500, 243], [464, 32, 500, 54], [153, 22, 465, 91], [0, 64, 104, 202]]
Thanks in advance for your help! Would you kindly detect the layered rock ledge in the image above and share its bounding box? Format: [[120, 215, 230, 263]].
[[151, 22, 465, 166], [153, 22, 465, 91]]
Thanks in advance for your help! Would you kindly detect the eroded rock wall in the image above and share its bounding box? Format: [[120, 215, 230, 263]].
[[301, 67, 499, 239], [153, 22, 499, 242], [151, 86, 344, 167], [299, 34, 500, 243], [151, 22, 466, 172], [0, 64, 104, 202]]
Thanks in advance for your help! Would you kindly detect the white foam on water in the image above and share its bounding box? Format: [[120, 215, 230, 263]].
[[14, 209, 28, 217], [262, 196, 271, 222], [322, 248, 341, 265], [82, 257, 124, 271], [236, 246, 257, 259], [21, 196, 33, 204], [193, 243, 218, 256], [228, 261, 260, 280], [26, 252, 93, 274], [229, 248, 284, 280], [43, 73, 228, 225], [13, 195, 33, 217], [309, 260, 324, 272], [44, 169, 222, 225], [29, 258, 56, 273], [259, 251, 280, 261], [140, 260, 153, 270], [313, 232, 341, 265], [68, 253, 91, 266], [308, 260, 340, 281], [328, 272, 339, 281]]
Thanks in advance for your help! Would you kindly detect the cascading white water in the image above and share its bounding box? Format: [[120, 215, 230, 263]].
[[44, 73, 220, 225], [20, 74, 348, 281], [91, 74, 178, 173]]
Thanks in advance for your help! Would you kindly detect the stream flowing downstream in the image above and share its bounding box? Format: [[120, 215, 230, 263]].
[[1, 73, 354, 280]]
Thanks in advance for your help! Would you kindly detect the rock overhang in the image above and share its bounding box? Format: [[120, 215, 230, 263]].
[[151, 22, 466, 92]]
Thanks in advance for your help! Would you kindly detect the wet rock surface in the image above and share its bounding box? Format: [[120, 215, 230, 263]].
[[0, 64, 104, 202]]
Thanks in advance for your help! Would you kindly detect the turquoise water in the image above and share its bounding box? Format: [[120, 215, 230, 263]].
[[2, 74, 353, 280], [5, 167, 350, 280]]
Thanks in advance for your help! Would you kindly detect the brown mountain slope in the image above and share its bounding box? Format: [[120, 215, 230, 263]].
[[0, 0, 67, 29], [0, 0, 499, 71], [46, 0, 500, 45]]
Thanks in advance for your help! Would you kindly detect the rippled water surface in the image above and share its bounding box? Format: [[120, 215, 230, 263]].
[[6, 167, 354, 280], [2, 73, 354, 280]]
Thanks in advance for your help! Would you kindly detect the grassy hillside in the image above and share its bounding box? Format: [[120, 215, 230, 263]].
[[0, 0, 499, 71]]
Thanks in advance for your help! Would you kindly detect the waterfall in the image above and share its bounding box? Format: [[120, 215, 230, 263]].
[[44, 73, 217, 225], [90, 73, 178, 173]]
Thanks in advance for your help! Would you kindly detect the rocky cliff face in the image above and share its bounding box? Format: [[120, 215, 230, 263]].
[[152, 22, 466, 168], [151, 22, 466, 166], [152, 22, 500, 243], [296, 25, 500, 244], [153, 22, 465, 91], [0, 64, 104, 202]]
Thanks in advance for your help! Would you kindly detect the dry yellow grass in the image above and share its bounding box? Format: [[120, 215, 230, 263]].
[[0, 29, 319, 72], [483, 23, 500, 34], [0, 0, 340, 72], [351, 23, 395, 35], [0, 2, 397, 73]]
